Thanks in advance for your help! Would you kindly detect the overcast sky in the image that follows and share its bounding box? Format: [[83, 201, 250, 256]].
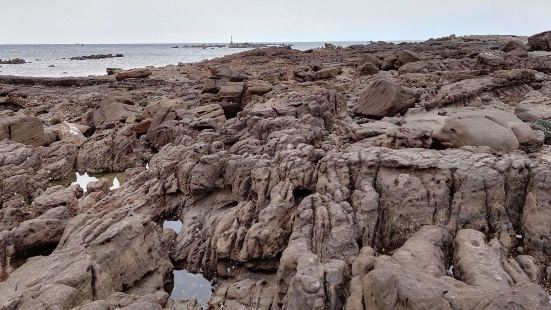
[[1, 0, 550, 44]]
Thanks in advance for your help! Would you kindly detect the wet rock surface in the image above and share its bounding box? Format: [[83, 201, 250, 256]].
[[70, 54, 124, 61], [2, 33, 551, 309], [0, 58, 26, 65]]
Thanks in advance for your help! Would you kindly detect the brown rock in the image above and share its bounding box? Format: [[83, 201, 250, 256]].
[[245, 80, 273, 96], [433, 110, 540, 152], [191, 104, 226, 122], [217, 82, 245, 100], [355, 62, 379, 76], [313, 67, 342, 80], [134, 119, 152, 135], [115, 69, 152, 81], [528, 30, 551, 51], [353, 80, 415, 118], [396, 50, 422, 67], [93, 102, 139, 127], [434, 116, 519, 152], [502, 40, 527, 52], [0, 112, 48, 146]]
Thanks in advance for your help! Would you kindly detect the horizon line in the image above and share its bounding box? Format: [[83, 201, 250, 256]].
[[0, 40, 424, 46], [0, 33, 530, 46]]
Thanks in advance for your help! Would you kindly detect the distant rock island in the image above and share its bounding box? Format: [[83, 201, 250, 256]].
[[70, 53, 124, 60], [0, 58, 26, 64]]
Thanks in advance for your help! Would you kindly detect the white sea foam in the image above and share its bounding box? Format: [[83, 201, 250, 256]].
[[71, 172, 98, 192], [72, 172, 122, 192]]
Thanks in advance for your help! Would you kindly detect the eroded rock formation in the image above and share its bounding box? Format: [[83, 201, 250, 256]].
[[2, 32, 551, 309]]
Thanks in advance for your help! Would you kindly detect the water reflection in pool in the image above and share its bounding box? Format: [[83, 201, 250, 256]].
[[163, 220, 183, 233], [71, 172, 122, 192], [162, 220, 212, 308], [171, 270, 213, 308]]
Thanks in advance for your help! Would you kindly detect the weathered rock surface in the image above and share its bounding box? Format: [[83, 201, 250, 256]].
[[346, 227, 549, 310], [0, 213, 172, 309], [2, 32, 551, 310], [93, 101, 139, 127], [0, 111, 49, 146], [529, 31, 551, 51], [353, 79, 416, 118], [0, 58, 26, 65], [115, 69, 153, 81], [432, 109, 542, 152], [70, 54, 124, 60], [57, 121, 87, 146]]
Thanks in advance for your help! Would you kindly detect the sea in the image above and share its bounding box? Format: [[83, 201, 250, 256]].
[[0, 42, 369, 77]]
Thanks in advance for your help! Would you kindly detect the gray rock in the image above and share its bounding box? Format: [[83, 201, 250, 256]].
[[0, 112, 48, 146], [353, 80, 416, 118], [115, 69, 152, 81], [93, 102, 139, 127], [528, 30, 551, 51], [57, 121, 87, 146], [433, 109, 541, 152], [313, 67, 342, 80]]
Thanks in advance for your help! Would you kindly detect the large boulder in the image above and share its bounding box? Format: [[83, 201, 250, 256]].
[[433, 110, 541, 152], [191, 104, 226, 122], [0, 112, 48, 146], [515, 97, 551, 121], [396, 50, 422, 67], [210, 66, 250, 82], [434, 115, 518, 152], [245, 80, 273, 97], [217, 82, 245, 100], [313, 67, 342, 80], [93, 102, 139, 127], [356, 62, 379, 76], [353, 80, 416, 118], [77, 125, 148, 173], [528, 31, 551, 51], [1, 207, 70, 277], [381, 50, 421, 70], [358, 54, 379, 67], [428, 69, 536, 108], [516, 105, 551, 122], [57, 121, 87, 146], [502, 40, 527, 52]]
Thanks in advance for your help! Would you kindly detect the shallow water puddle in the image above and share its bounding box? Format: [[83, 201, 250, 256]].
[[170, 270, 213, 308], [162, 220, 213, 307], [163, 220, 183, 233], [71, 172, 123, 192]]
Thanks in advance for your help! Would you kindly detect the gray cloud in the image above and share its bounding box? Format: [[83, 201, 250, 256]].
[[1, 0, 550, 43]]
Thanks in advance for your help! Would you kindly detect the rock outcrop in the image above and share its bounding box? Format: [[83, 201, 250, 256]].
[[529, 31, 551, 51], [0, 112, 49, 146], [353, 79, 417, 118], [70, 54, 124, 60], [115, 69, 153, 81], [2, 32, 551, 310], [0, 58, 26, 65]]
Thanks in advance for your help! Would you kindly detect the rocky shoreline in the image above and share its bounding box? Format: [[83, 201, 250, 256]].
[[2, 31, 551, 309]]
